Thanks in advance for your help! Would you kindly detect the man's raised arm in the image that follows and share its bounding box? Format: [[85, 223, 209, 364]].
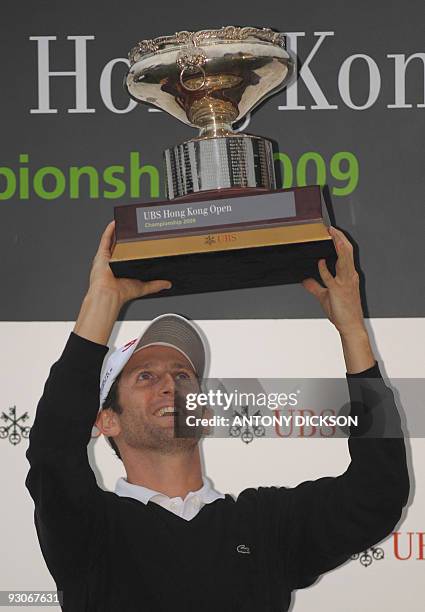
[[302, 225, 376, 374], [278, 226, 410, 588], [25, 221, 171, 586], [73, 220, 171, 344]]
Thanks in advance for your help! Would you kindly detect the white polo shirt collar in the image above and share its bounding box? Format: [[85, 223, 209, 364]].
[[115, 475, 225, 521]]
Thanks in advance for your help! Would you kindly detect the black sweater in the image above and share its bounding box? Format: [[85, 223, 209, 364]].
[[26, 332, 409, 612]]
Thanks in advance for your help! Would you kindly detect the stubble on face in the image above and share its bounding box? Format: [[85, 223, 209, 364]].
[[118, 389, 201, 455]]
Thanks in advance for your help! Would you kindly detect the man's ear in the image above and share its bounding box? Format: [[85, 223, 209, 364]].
[[95, 409, 121, 437]]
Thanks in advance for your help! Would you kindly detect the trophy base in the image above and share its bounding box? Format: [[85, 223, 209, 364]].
[[110, 237, 336, 297], [110, 184, 337, 296]]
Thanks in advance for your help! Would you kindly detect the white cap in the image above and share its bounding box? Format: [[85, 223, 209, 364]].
[[99, 314, 206, 407]]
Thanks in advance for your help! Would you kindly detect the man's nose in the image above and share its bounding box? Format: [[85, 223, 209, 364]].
[[158, 372, 175, 394]]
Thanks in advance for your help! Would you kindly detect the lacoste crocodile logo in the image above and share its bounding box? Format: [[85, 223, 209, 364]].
[[236, 544, 251, 554]]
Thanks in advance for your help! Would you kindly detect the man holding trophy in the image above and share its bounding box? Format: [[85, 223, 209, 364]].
[[25, 220, 409, 611], [25, 26, 409, 611]]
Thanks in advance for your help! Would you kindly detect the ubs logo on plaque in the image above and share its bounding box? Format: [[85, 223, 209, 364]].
[[204, 234, 237, 246]]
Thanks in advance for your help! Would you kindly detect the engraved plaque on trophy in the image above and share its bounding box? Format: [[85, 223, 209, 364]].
[[110, 26, 336, 295]]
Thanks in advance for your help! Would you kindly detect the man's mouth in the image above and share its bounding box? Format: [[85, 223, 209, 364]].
[[156, 407, 178, 417]]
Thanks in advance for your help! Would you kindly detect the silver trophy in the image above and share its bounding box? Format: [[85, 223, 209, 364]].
[[111, 26, 335, 296], [126, 26, 294, 200]]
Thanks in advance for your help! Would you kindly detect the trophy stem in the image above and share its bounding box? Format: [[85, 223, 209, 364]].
[[164, 134, 276, 200], [198, 122, 235, 138], [188, 95, 238, 138]]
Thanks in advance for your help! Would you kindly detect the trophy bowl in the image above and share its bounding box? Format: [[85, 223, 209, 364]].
[[126, 26, 294, 198]]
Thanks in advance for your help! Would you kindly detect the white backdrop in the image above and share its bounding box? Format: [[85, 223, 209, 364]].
[[1, 318, 423, 611]]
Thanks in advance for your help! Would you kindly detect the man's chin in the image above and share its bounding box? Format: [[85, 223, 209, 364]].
[[174, 412, 205, 440], [153, 434, 199, 455], [145, 421, 198, 443]]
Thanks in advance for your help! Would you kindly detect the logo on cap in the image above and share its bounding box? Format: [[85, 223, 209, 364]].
[[122, 339, 137, 352]]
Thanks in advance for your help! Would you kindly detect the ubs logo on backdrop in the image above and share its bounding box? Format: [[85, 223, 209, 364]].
[[29, 33, 425, 115], [351, 546, 384, 567], [0, 406, 31, 445], [352, 532, 425, 567], [392, 532, 425, 561]]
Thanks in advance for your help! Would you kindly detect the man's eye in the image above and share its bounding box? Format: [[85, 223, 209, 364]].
[[176, 372, 191, 380], [137, 371, 153, 380]]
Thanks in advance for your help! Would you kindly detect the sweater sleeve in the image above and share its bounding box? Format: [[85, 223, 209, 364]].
[[282, 362, 410, 590], [25, 332, 109, 586]]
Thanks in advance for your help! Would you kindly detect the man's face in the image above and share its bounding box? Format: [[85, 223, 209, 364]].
[[110, 345, 202, 455]]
